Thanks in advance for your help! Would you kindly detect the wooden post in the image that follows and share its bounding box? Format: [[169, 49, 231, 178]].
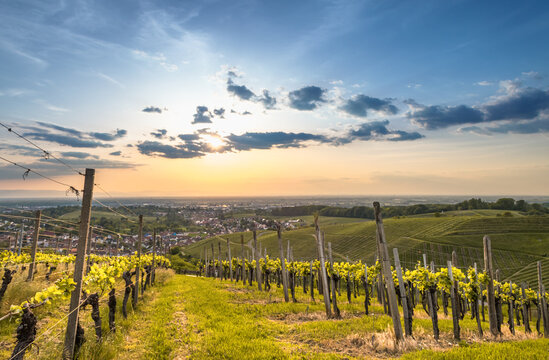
[[373, 202, 403, 341], [522, 283, 531, 333], [363, 263, 369, 315], [227, 238, 232, 281], [218, 242, 222, 281], [134, 215, 143, 305], [26, 210, 41, 281], [211, 243, 215, 278], [17, 223, 23, 256], [328, 242, 341, 318], [253, 230, 262, 291], [317, 230, 332, 318], [508, 281, 515, 335], [277, 224, 289, 302], [152, 229, 156, 284], [63, 168, 94, 360], [538, 261, 549, 337], [240, 235, 245, 282], [483, 235, 498, 336], [448, 261, 460, 340], [394, 248, 411, 336]]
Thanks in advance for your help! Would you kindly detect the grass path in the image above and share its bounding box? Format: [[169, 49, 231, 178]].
[[115, 274, 549, 359]]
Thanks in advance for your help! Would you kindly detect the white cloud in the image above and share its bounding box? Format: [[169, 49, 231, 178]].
[[476, 81, 493, 86]]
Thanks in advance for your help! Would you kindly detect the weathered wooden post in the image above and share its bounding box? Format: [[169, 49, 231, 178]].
[[508, 281, 515, 335], [314, 216, 331, 318], [26, 210, 41, 281], [63, 168, 94, 360], [253, 230, 262, 291], [310, 262, 315, 302], [227, 238, 232, 281], [483, 235, 498, 336], [276, 224, 289, 302], [363, 263, 369, 315], [538, 261, 549, 337], [152, 230, 156, 284], [522, 283, 531, 333], [327, 242, 341, 318], [448, 261, 460, 340], [134, 214, 143, 305], [373, 202, 403, 341], [240, 235, 245, 282], [394, 248, 411, 336]]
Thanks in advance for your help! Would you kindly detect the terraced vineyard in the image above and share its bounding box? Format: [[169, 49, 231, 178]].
[[185, 213, 549, 287]]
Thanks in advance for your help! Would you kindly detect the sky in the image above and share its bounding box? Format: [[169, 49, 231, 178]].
[[0, 0, 548, 197]]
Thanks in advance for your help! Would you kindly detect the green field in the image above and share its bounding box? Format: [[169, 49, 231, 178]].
[[184, 213, 549, 288]]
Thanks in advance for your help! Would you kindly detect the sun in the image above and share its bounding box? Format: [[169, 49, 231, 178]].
[[201, 134, 225, 150]]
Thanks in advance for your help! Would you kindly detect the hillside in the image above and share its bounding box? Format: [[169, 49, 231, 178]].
[[184, 212, 549, 287]]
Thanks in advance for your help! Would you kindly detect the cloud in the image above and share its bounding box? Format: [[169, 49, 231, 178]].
[[213, 108, 225, 118], [20, 121, 126, 148], [339, 95, 398, 118], [136, 140, 204, 159], [192, 106, 212, 124], [242, 111, 252, 115], [150, 129, 168, 139], [476, 81, 493, 86], [90, 129, 127, 141], [406, 102, 484, 130], [109, 151, 122, 156], [484, 87, 549, 121], [22, 132, 114, 148], [61, 151, 99, 159], [256, 90, 277, 109], [339, 120, 424, 143], [142, 106, 162, 113], [522, 71, 543, 80], [226, 132, 330, 151], [461, 118, 549, 135], [133, 50, 178, 72], [288, 86, 326, 110], [227, 79, 255, 100]]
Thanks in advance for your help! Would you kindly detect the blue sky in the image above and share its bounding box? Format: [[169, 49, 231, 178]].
[[0, 0, 548, 196]]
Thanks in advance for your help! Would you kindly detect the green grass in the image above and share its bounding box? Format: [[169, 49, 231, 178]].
[[400, 339, 549, 359]]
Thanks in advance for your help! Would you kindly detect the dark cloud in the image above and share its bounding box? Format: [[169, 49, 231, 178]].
[[90, 129, 127, 141], [142, 106, 162, 114], [20, 122, 127, 148], [340, 95, 398, 117], [257, 90, 277, 109], [61, 151, 98, 159], [109, 151, 122, 156], [462, 118, 549, 135], [226, 132, 329, 151], [150, 129, 168, 139], [136, 140, 204, 159], [484, 88, 549, 121], [192, 106, 212, 124], [0, 143, 43, 157], [227, 79, 255, 100], [288, 86, 326, 110], [23, 132, 114, 148], [339, 120, 424, 143], [407, 103, 484, 130], [178, 134, 200, 141], [213, 108, 225, 118]]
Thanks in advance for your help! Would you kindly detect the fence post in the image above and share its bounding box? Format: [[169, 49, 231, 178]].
[[522, 283, 531, 333], [327, 242, 341, 318], [314, 216, 331, 318], [253, 229, 262, 290], [538, 261, 549, 337], [508, 281, 515, 335], [277, 224, 289, 302], [483, 235, 498, 336], [134, 214, 143, 305], [152, 229, 156, 284], [26, 210, 41, 281], [448, 260, 460, 340], [63, 168, 94, 360], [373, 202, 403, 341], [227, 238, 232, 281], [394, 248, 411, 336]]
